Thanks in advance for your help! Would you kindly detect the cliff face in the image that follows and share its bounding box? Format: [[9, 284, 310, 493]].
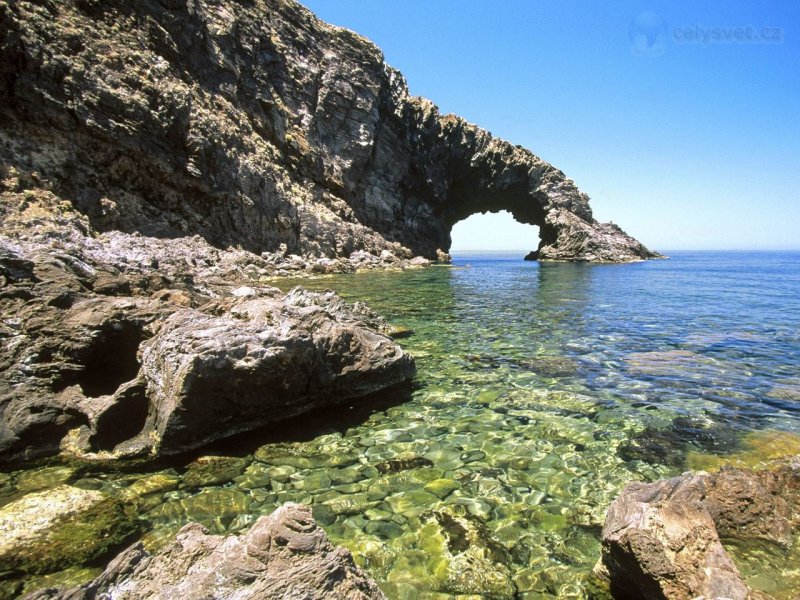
[[0, 0, 659, 262]]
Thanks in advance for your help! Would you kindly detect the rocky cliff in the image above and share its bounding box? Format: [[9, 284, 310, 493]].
[[0, 0, 660, 262]]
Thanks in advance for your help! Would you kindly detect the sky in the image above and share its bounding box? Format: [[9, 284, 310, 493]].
[[303, 1, 800, 252]]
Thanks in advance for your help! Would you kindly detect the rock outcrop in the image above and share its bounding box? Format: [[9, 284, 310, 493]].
[[0, 192, 415, 463], [597, 460, 800, 599], [0, 0, 659, 262], [139, 288, 415, 456], [24, 502, 387, 600]]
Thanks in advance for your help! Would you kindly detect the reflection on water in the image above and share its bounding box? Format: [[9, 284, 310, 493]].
[[3, 252, 800, 599]]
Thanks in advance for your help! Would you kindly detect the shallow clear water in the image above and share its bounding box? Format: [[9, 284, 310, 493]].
[[4, 251, 800, 598]]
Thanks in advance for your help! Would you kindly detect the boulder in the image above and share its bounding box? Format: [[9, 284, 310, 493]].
[[25, 503, 386, 600], [597, 460, 800, 599], [139, 289, 415, 455]]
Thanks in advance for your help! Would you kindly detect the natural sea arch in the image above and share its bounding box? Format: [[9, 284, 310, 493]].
[[431, 174, 557, 260], [450, 211, 540, 256]]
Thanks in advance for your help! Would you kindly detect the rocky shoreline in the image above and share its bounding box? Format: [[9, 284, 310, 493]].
[[1, 456, 796, 599], [24, 503, 386, 600], [0, 186, 420, 463], [0, 0, 663, 462], [1, 0, 758, 598]]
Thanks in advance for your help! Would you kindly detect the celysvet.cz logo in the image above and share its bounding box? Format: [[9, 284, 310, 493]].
[[629, 12, 784, 56], [629, 12, 668, 56]]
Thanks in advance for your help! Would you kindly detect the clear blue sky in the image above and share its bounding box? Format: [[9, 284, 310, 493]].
[[303, 1, 800, 252]]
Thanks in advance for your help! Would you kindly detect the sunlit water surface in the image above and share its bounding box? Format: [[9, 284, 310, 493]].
[[4, 251, 800, 598]]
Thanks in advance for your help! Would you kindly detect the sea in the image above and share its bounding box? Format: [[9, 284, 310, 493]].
[[6, 251, 800, 598]]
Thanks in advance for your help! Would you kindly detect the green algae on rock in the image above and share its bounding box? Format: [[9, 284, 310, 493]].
[[0, 485, 137, 576], [181, 455, 252, 490], [14, 466, 76, 494]]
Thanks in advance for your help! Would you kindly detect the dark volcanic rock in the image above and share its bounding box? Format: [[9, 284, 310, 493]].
[[597, 460, 800, 599], [24, 503, 387, 600], [0, 0, 659, 263]]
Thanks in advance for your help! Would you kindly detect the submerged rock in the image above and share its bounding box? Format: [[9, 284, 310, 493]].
[[597, 459, 800, 599], [255, 440, 361, 469], [618, 415, 742, 468], [15, 466, 76, 493], [430, 507, 516, 598], [25, 503, 386, 600], [375, 456, 434, 474], [687, 429, 800, 472], [180, 455, 252, 489], [767, 380, 800, 402], [0, 485, 137, 576]]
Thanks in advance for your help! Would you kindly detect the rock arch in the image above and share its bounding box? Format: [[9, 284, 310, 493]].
[[389, 98, 662, 262], [0, 0, 662, 264], [449, 210, 541, 253]]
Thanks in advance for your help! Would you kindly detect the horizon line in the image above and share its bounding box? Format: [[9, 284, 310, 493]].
[[450, 248, 800, 253]]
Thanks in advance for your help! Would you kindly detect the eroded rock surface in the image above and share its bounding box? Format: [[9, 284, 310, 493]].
[[140, 288, 415, 455], [0, 194, 415, 462], [597, 460, 800, 599], [24, 503, 387, 600], [0, 0, 658, 262]]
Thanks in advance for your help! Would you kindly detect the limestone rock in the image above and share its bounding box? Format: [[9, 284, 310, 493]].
[[598, 460, 800, 599], [0, 0, 659, 263], [25, 503, 386, 600]]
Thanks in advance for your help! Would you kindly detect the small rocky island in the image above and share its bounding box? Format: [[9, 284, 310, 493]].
[[4, 1, 791, 600]]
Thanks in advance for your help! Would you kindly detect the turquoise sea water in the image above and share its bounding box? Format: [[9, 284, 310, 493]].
[[4, 251, 800, 598]]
